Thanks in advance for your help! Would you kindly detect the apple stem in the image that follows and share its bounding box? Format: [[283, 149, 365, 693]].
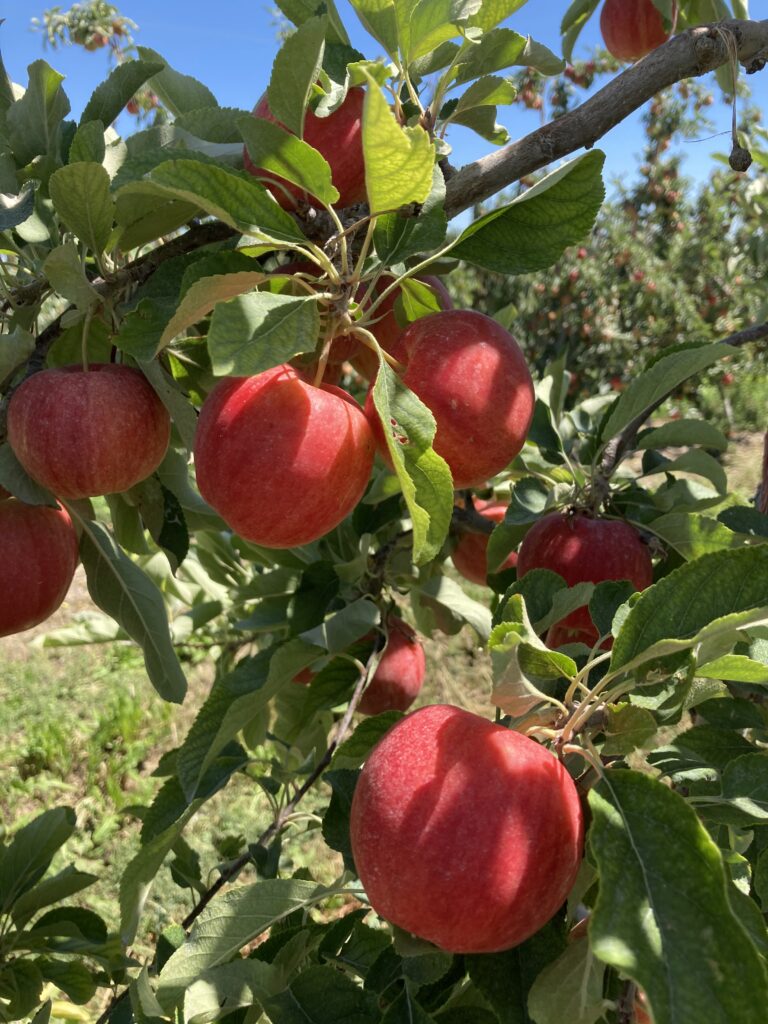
[[349, 325, 405, 374], [81, 308, 94, 372]]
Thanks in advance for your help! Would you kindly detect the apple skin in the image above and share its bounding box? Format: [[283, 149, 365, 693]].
[[7, 365, 171, 500], [243, 87, 366, 210], [451, 500, 517, 586], [350, 703, 583, 953], [600, 0, 675, 62], [194, 364, 375, 548], [358, 616, 426, 716], [0, 499, 79, 638], [517, 512, 653, 645], [365, 310, 534, 489]]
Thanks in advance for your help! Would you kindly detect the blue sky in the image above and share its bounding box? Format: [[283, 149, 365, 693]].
[[1, 0, 764, 205]]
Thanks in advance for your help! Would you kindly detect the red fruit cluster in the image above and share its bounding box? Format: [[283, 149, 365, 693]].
[[350, 704, 583, 952], [517, 511, 653, 648], [600, 0, 675, 62]]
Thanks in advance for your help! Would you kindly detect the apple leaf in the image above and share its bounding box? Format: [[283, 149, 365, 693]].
[[646, 512, 750, 561], [0, 807, 76, 915], [159, 271, 269, 350], [0, 444, 57, 506], [120, 159, 307, 244], [526, 937, 606, 1024], [519, 36, 567, 76], [262, 965, 380, 1023], [601, 704, 658, 756], [371, 359, 453, 565], [68, 120, 106, 164], [300, 597, 380, 652], [466, 0, 528, 32], [173, 106, 252, 143], [207, 291, 320, 376], [611, 547, 768, 674], [373, 164, 447, 264], [274, 0, 351, 46], [452, 28, 527, 85], [0, 181, 37, 231], [486, 477, 550, 573], [450, 151, 605, 274], [69, 510, 187, 704], [696, 655, 768, 683], [560, 0, 600, 62], [183, 961, 282, 1024], [636, 418, 729, 452], [451, 73, 517, 113], [49, 162, 114, 255], [360, 73, 435, 214], [114, 192, 201, 251], [411, 574, 492, 639], [138, 358, 199, 453], [43, 242, 101, 310], [600, 342, 732, 443], [80, 59, 163, 128], [589, 770, 768, 1024], [6, 60, 70, 166], [136, 47, 218, 116], [238, 116, 339, 206], [157, 879, 335, 1010], [396, 0, 481, 65], [347, 0, 399, 58], [267, 15, 327, 137], [0, 327, 34, 384]]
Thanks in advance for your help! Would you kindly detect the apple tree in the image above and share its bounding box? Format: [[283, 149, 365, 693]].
[[1, 2, 768, 1023]]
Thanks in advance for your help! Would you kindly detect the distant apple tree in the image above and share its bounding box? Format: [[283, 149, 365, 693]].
[[1, 2, 768, 1024]]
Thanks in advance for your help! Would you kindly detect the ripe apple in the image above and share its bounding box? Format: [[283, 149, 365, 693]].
[[600, 0, 675, 62], [7, 364, 171, 500], [194, 364, 375, 548], [349, 703, 583, 953], [358, 616, 426, 716], [365, 310, 534, 489], [243, 87, 366, 210], [451, 500, 517, 586], [516, 511, 653, 646], [0, 498, 79, 637]]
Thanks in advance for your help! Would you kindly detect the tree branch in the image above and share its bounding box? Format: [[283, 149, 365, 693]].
[[444, 20, 768, 219]]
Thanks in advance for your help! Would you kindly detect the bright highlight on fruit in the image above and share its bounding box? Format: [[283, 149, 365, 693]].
[[194, 364, 375, 548], [350, 703, 584, 953]]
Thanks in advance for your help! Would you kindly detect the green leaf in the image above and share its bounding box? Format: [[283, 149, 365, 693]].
[[174, 106, 252, 143], [526, 937, 606, 1024], [519, 36, 567, 75], [127, 159, 307, 244], [371, 360, 453, 565], [453, 28, 527, 85], [70, 510, 187, 704], [646, 512, 748, 561], [589, 770, 768, 1024], [466, 0, 527, 32], [412, 574, 493, 639], [373, 164, 447, 264], [322, 769, 359, 872], [697, 654, 768, 683], [348, 0, 399, 57], [330, 712, 404, 769], [262, 964, 379, 1023], [238, 116, 338, 205], [646, 449, 728, 495], [136, 47, 218, 116], [450, 152, 605, 274], [183, 960, 282, 1024], [48, 162, 114, 254], [360, 72, 435, 214], [601, 704, 657, 756], [68, 120, 106, 164], [80, 59, 164, 127], [138, 358, 199, 453], [6, 60, 70, 166], [560, 0, 600, 61], [486, 477, 550, 573], [601, 343, 731, 443], [589, 580, 636, 639], [274, 0, 351, 46], [42, 242, 101, 310], [0, 181, 38, 231], [37, 959, 96, 1005], [0, 445, 57, 506], [207, 292, 320, 376], [398, 0, 480, 65], [0, 808, 75, 914], [10, 867, 98, 926], [716, 754, 768, 825], [637, 419, 729, 452], [299, 597, 380, 652], [157, 879, 334, 1010], [268, 16, 327, 136], [159, 271, 268, 350], [0, 960, 44, 1020], [380, 988, 435, 1023], [0, 327, 34, 384], [610, 546, 768, 674]]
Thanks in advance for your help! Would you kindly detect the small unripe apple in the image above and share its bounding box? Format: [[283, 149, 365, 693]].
[[451, 500, 517, 586], [194, 364, 375, 548], [0, 499, 79, 637], [365, 310, 534, 489], [517, 511, 653, 646], [600, 0, 675, 62], [7, 365, 171, 499], [358, 616, 425, 716], [350, 704, 583, 953], [243, 88, 366, 210]]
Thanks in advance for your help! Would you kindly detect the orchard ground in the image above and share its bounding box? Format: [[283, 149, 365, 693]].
[[1, 429, 761, 960]]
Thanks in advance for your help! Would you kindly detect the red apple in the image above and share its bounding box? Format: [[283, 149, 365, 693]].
[[517, 511, 653, 646], [365, 310, 534, 489], [350, 703, 583, 953], [358, 616, 426, 715], [194, 364, 375, 548], [600, 0, 675, 62], [451, 500, 517, 586], [243, 87, 366, 210], [7, 365, 171, 500], [0, 499, 79, 637]]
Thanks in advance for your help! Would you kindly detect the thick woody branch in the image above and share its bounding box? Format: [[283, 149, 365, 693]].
[[444, 20, 768, 219]]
